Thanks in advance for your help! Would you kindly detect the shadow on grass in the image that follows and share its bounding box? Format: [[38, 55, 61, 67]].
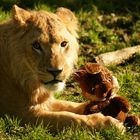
[[1, 0, 140, 14]]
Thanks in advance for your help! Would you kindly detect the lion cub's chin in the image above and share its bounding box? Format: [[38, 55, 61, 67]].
[[43, 82, 65, 93]]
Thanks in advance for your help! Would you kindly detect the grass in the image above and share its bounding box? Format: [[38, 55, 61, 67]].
[[0, 116, 134, 140], [0, 1, 140, 139], [0, 11, 10, 22]]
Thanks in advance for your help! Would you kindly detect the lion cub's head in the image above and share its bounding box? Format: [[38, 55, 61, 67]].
[[10, 5, 79, 93]]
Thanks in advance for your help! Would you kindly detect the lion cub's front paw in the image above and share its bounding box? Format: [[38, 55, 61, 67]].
[[85, 113, 125, 133], [105, 116, 125, 133]]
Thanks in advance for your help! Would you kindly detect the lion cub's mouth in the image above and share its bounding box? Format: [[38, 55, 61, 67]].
[[44, 79, 63, 85]]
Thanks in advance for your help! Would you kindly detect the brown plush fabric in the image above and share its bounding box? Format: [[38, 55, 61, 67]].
[[84, 96, 130, 122], [74, 63, 113, 101], [74, 63, 140, 127]]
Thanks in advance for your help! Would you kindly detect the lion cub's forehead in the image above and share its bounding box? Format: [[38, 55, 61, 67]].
[[31, 11, 68, 42]]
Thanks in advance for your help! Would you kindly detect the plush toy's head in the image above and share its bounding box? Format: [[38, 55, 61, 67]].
[[74, 63, 114, 101]]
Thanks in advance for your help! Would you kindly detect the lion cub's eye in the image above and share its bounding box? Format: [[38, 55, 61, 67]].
[[32, 41, 42, 51], [60, 41, 68, 47]]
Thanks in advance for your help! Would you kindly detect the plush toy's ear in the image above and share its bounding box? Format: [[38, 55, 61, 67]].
[[73, 68, 87, 82], [85, 63, 101, 74], [12, 5, 31, 26], [56, 7, 78, 38]]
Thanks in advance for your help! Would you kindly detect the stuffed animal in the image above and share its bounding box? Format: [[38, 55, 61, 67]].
[[74, 62, 119, 101], [74, 63, 140, 127]]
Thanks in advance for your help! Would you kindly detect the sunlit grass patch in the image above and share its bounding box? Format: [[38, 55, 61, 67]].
[[0, 10, 10, 22]]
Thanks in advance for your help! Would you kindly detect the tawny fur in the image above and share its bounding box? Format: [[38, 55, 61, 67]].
[[0, 5, 125, 132]]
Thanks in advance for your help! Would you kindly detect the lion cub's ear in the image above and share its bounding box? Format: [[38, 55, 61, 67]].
[[56, 7, 78, 38], [12, 5, 31, 26]]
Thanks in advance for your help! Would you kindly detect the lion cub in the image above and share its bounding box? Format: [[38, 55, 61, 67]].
[[0, 5, 124, 132]]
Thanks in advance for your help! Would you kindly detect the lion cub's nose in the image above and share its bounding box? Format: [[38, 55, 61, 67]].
[[47, 68, 63, 77]]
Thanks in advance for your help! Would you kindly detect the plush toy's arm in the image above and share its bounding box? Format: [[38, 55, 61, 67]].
[[84, 100, 110, 115], [90, 100, 110, 112], [111, 96, 131, 112]]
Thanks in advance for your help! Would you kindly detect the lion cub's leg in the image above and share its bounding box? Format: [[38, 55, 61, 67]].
[[28, 106, 125, 133], [28, 90, 125, 132], [51, 99, 89, 114]]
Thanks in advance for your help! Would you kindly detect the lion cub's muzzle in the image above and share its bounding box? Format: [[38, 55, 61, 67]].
[[47, 67, 63, 77], [44, 67, 63, 84]]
